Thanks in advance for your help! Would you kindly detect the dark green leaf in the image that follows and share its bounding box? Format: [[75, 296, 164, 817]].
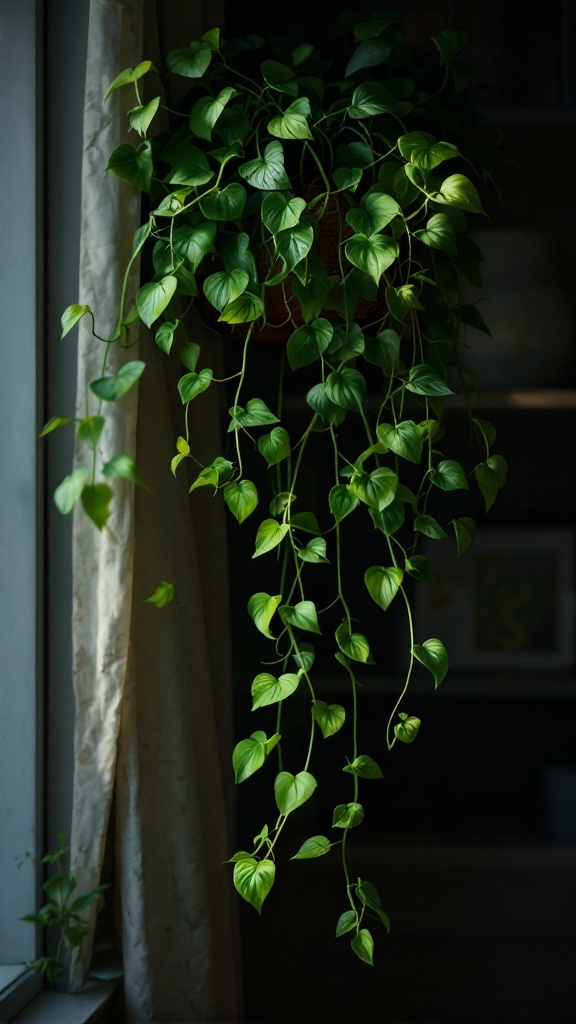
[[369, 499, 405, 536], [430, 459, 469, 491], [257, 426, 290, 467], [199, 183, 247, 221], [290, 511, 320, 534], [189, 87, 236, 140], [261, 59, 298, 96], [106, 141, 153, 191], [155, 319, 179, 354], [262, 192, 306, 234], [385, 283, 424, 322], [345, 38, 391, 77], [203, 268, 249, 312], [173, 222, 217, 270], [405, 554, 437, 584], [431, 28, 469, 66], [363, 329, 400, 372], [165, 44, 212, 79], [406, 364, 453, 397], [414, 514, 448, 540], [343, 755, 383, 779], [329, 485, 359, 523], [349, 467, 398, 512], [293, 642, 315, 673], [376, 421, 423, 463], [413, 638, 448, 688], [325, 368, 367, 411], [287, 318, 333, 369], [239, 140, 291, 191], [81, 483, 113, 531], [414, 213, 456, 257], [90, 360, 146, 401], [345, 233, 399, 285], [336, 910, 358, 937], [452, 515, 476, 557], [306, 383, 347, 424], [177, 368, 213, 403]]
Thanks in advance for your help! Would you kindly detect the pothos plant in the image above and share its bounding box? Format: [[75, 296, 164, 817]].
[[44, 11, 507, 965]]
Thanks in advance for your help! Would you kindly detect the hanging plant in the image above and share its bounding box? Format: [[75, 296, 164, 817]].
[[44, 12, 507, 964]]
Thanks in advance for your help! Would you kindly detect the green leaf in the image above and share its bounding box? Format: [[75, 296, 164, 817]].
[[336, 911, 358, 938], [61, 304, 91, 338], [306, 383, 347, 425], [406, 364, 454, 397], [81, 483, 113, 531], [189, 456, 234, 493], [398, 131, 459, 171], [268, 97, 313, 140], [405, 554, 437, 584], [261, 193, 306, 234], [335, 623, 374, 663], [431, 28, 469, 66], [312, 701, 346, 738], [239, 140, 291, 191], [203, 268, 249, 312], [274, 771, 317, 815], [102, 453, 145, 486], [173, 222, 217, 271], [430, 459, 469, 491], [291, 512, 321, 535], [291, 43, 314, 66], [199, 182, 247, 221], [279, 600, 321, 634], [40, 416, 71, 437], [251, 672, 300, 710], [106, 141, 153, 191], [385, 283, 424, 322], [333, 167, 363, 192], [219, 293, 264, 324], [168, 146, 213, 187], [348, 81, 398, 118], [369, 499, 405, 536], [346, 193, 400, 236], [345, 38, 391, 77], [291, 836, 332, 859], [329, 485, 359, 524], [273, 222, 315, 277], [224, 480, 258, 524], [248, 592, 282, 639], [76, 415, 105, 450], [488, 454, 508, 487], [414, 514, 448, 540], [413, 638, 449, 688], [376, 421, 423, 463], [155, 319, 179, 354], [261, 59, 297, 96], [233, 858, 275, 914], [297, 537, 328, 563], [332, 802, 364, 829], [435, 173, 484, 215], [144, 580, 175, 608], [136, 276, 178, 328], [253, 519, 289, 557], [364, 329, 400, 372], [351, 926, 374, 965], [189, 87, 236, 140], [343, 755, 383, 779], [180, 343, 200, 372], [128, 96, 161, 138], [232, 731, 280, 784], [54, 468, 89, 515], [90, 360, 146, 402], [325, 368, 367, 411], [165, 43, 212, 79], [349, 467, 398, 512], [177, 368, 213, 404], [287, 318, 333, 370], [293, 641, 315, 673], [104, 60, 156, 100], [345, 233, 399, 285], [257, 427, 290, 467], [364, 565, 403, 611], [229, 398, 280, 430], [475, 462, 499, 511], [394, 713, 421, 744], [269, 491, 296, 516], [452, 515, 476, 557], [414, 213, 456, 257]]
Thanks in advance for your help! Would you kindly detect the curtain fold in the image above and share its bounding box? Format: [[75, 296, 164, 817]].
[[69, 1, 239, 1019]]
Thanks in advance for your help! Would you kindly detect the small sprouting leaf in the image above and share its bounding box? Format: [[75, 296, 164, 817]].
[[257, 427, 290, 467], [430, 459, 469, 491], [53, 468, 89, 515], [336, 910, 358, 937], [233, 858, 275, 913], [61, 304, 91, 338], [251, 672, 300, 710], [364, 565, 403, 611], [329, 485, 359, 524], [335, 623, 374, 664], [76, 415, 105, 450], [224, 480, 258, 524], [291, 836, 332, 860], [136, 276, 178, 328], [312, 701, 346, 738], [247, 592, 282, 639], [177, 368, 213, 404], [40, 416, 71, 438], [452, 516, 476, 557], [279, 600, 321, 634], [394, 713, 421, 744], [253, 519, 289, 557], [413, 638, 449, 688], [232, 731, 280, 784], [343, 755, 383, 779], [144, 581, 175, 608], [81, 483, 113, 531], [351, 928, 374, 965], [102, 453, 145, 486], [274, 771, 317, 815], [90, 360, 146, 402], [332, 802, 364, 829], [104, 60, 156, 100]]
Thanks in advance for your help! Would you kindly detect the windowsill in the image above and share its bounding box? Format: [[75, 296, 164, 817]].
[[9, 978, 122, 1024]]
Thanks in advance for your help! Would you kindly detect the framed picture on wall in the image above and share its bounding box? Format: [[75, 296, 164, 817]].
[[414, 529, 575, 671]]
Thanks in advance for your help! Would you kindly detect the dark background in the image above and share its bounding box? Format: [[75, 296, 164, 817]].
[[221, 3, 576, 1022]]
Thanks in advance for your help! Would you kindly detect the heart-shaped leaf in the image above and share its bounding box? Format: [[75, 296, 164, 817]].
[[61, 304, 91, 338], [189, 86, 236, 140], [336, 910, 358, 937], [81, 483, 113, 531], [177, 368, 213, 404], [224, 480, 258, 524], [199, 182, 247, 221], [329, 485, 359, 524], [274, 771, 317, 815], [232, 731, 280, 783], [364, 565, 403, 611], [90, 360, 146, 402], [349, 467, 398, 511], [268, 97, 313, 140], [219, 293, 265, 324], [376, 421, 423, 463], [233, 858, 275, 913], [343, 755, 383, 779], [435, 173, 484, 214], [332, 802, 364, 829], [136, 276, 178, 327], [335, 623, 374, 664], [430, 459, 469, 491], [239, 140, 291, 190], [325, 368, 367, 411], [106, 141, 153, 191], [394, 713, 421, 744], [291, 835, 332, 860], [279, 600, 321, 634], [312, 701, 346, 738], [346, 193, 400, 235], [451, 516, 476, 557], [247, 592, 282, 638], [253, 519, 289, 557], [345, 233, 399, 285], [261, 193, 306, 234], [251, 672, 300, 710], [203, 268, 249, 312], [53, 468, 89, 515], [413, 638, 449, 688], [297, 538, 328, 564], [287, 319, 333, 370], [258, 427, 291, 467]]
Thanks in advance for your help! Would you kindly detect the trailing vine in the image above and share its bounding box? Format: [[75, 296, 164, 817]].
[[44, 12, 507, 964]]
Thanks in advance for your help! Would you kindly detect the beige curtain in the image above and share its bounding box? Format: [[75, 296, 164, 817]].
[[68, 1, 240, 1020]]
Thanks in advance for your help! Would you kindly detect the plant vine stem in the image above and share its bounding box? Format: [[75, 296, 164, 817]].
[[232, 323, 255, 477], [386, 584, 415, 750]]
